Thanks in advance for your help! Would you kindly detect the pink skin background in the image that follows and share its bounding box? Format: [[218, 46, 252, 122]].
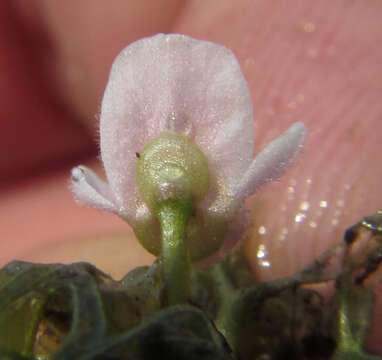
[[0, 0, 381, 353]]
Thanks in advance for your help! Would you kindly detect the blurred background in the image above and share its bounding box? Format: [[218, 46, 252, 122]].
[[0, 0, 182, 273]]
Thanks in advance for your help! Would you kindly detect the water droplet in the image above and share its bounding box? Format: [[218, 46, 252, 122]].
[[309, 221, 317, 228], [257, 244, 267, 259], [259, 260, 271, 268], [300, 201, 310, 211], [295, 212, 306, 223], [258, 225, 267, 235], [319, 200, 328, 208]]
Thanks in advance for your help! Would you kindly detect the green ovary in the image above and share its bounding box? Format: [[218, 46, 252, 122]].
[[134, 131, 227, 262], [136, 131, 210, 213], [136, 131, 215, 304]]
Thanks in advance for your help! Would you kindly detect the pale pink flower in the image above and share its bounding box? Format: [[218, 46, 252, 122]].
[[71, 34, 306, 262]]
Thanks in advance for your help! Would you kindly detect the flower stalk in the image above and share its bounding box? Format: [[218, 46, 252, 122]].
[[156, 199, 193, 305]]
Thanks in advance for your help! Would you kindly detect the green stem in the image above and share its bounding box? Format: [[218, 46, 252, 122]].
[[23, 295, 46, 357], [157, 200, 193, 306]]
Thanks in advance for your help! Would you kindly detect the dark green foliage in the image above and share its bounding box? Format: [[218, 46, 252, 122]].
[[1, 211, 382, 359]]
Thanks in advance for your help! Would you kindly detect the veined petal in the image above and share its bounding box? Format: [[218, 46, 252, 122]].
[[230, 122, 306, 209], [100, 33, 254, 209], [71, 166, 122, 216]]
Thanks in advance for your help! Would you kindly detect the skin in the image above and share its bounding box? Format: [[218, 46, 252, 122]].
[[0, 0, 381, 353]]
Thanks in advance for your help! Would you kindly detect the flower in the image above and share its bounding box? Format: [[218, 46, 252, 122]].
[[71, 34, 306, 263]]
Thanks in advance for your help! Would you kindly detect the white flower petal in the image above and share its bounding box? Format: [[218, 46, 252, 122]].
[[70, 34, 307, 264], [231, 122, 306, 208], [71, 166, 122, 216], [100, 34, 254, 210]]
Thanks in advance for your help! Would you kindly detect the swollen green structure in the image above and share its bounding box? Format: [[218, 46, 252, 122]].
[[136, 131, 210, 304]]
